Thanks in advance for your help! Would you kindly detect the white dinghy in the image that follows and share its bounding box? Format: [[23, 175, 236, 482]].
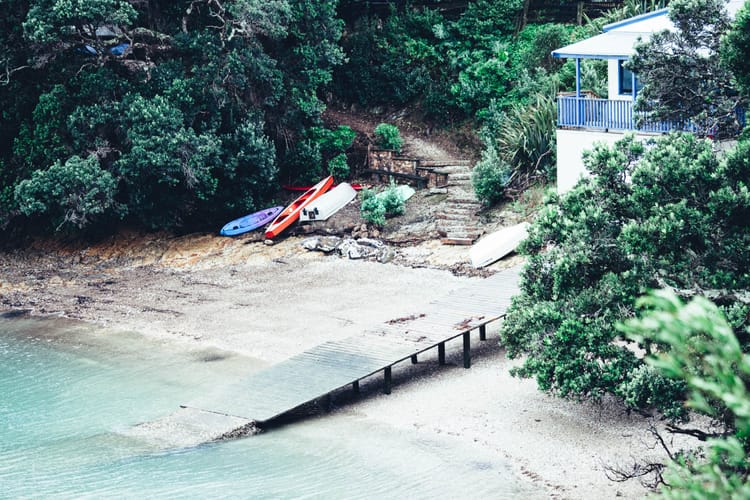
[[299, 182, 358, 222], [469, 222, 530, 268]]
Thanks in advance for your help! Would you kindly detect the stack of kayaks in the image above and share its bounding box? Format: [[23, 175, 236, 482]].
[[264, 175, 334, 239], [219, 206, 284, 236], [299, 182, 358, 222]]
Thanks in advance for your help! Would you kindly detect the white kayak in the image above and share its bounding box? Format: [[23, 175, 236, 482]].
[[469, 222, 530, 268], [299, 182, 358, 222]]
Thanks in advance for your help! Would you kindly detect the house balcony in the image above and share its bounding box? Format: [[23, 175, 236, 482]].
[[557, 95, 747, 135], [556, 96, 692, 133]]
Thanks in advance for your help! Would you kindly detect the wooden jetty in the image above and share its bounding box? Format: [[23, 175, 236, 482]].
[[182, 265, 521, 426]]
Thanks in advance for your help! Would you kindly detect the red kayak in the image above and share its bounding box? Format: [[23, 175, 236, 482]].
[[283, 182, 364, 192], [265, 176, 335, 239]]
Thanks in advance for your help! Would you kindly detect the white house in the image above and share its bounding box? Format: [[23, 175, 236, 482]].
[[552, 0, 746, 192]]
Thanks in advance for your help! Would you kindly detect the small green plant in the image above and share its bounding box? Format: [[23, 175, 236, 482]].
[[359, 183, 407, 226], [359, 188, 386, 226], [380, 183, 406, 216], [373, 123, 403, 152]]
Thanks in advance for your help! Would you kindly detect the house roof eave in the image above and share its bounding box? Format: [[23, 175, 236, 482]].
[[551, 53, 629, 60], [551, 31, 646, 60], [602, 8, 669, 32]]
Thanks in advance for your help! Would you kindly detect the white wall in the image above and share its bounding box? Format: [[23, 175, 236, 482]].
[[556, 129, 628, 193]]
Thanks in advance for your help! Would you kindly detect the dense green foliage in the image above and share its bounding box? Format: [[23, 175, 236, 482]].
[[332, 0, 589, 204], [621, 291, 750, 496], [501, 133, 750, 419], [469, 68, 560, 202], [1, 0, 345, 232], [335, 1, 579, 121], [1, 0, 692, 234], [629, 0, 745, 138]]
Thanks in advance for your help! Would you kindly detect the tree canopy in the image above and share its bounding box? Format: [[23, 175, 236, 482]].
[[501, 132, 750, 420], [1, 0, 344, 233], [629, 0, 745, 138]]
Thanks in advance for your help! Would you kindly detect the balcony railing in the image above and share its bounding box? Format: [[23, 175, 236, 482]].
[[557, 96, 693, 133]]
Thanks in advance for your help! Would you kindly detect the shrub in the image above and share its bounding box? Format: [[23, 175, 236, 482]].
[[373, 123, 403, 152], [359, 183, 407, 226], [15, 154, 119, 230], [471, 144, 511, 205], [620, 291, 750, 496], [380, 183, 406, 216], [359, 188, 386, 226], [495, 93, 557, 181]]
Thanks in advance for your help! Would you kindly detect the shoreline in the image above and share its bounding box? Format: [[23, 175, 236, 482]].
[[0, 233, 673, 498]]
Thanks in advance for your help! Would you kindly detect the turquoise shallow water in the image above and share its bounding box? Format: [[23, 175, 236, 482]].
[[0, 315, 541, 499]]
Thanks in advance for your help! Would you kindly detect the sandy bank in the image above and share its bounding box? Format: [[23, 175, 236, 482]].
[[0, 233, 673, 498]]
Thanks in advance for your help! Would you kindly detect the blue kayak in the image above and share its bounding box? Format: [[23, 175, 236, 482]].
[[220, 206, 284, 236]]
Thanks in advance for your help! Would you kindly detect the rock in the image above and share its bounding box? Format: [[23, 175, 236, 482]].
[[302, 235, 391, 263], [357, 238, 384, 249], [377, 247, 395, 263], [337, 239, 363, 259], [301, 236, 342, 253]]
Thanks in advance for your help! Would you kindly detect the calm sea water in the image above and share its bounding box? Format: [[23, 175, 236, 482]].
[[0, 315, 541, 499]]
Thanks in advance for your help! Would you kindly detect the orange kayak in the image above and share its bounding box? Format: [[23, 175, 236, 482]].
[[265, 176, 334, 239]]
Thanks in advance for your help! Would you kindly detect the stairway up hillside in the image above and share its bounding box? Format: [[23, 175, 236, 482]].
[[429, 161, 484, 245]]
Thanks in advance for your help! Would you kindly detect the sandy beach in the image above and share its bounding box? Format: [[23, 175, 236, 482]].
[[0, 232, 680, 498]]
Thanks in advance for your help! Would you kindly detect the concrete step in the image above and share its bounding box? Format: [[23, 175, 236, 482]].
[[447, 173, 471, 181], [437, 206, 479, 216], [447, 198, 482, 207], [433, 166, 471, 175], [421, 159, 472, 168], [441, 237, 475, 246], [436, 224, 481, 233]]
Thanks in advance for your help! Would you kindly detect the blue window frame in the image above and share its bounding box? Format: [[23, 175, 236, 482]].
[[618, 60, 634, 95], [618, 60, 644, 96]]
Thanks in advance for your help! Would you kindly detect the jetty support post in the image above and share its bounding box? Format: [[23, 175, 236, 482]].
[[383, 366, 392, 394], [463, 332, 471, 368], [438, 342, 446, 365], [410, 354, 418, 364], [479, 324, 487, 341], [352, 380, 360, 395]]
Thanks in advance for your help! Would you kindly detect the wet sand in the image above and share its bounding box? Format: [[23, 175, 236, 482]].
[[0, 233, 677, 498]]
